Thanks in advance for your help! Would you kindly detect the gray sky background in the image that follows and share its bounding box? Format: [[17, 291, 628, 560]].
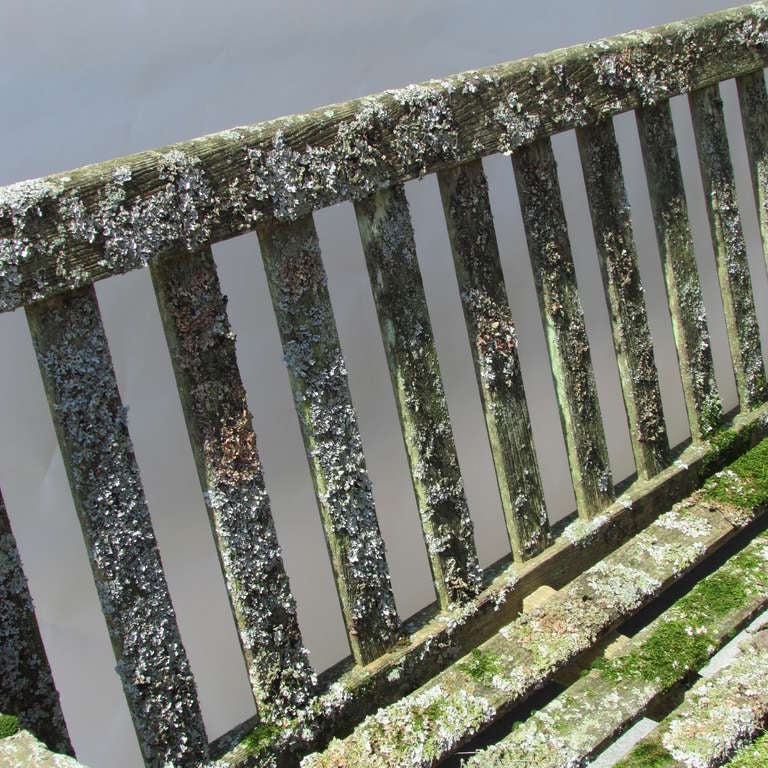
[[2, 2, 767, 767]]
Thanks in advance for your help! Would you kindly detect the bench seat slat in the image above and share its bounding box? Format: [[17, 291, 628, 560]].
[[636, 100, 722, 441], [437, 160, 550, 561], [257, 215, 400, 664], [150, 247, 315, 720], [302, 438, 768, 768], [577, 119, 669, 479], [512, 138, 613, 519], [690, 83, 768, 409], [354, 185, 482, 605], [25, 286, 208, 767], [0, 489, 73, 756], [464, 522, 768, 767]]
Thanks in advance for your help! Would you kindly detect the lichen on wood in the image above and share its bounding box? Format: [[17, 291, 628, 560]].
[[25, 286, 208, 767], [577, 118, 669, 478], [150, 247, 315, 722], [437, 159, 550, 561], [354, 184, 482, 607], [636, 99, 722, 440], [512, 137, 613, 519], [690, 83, 768, 410], [3, 5, 768, 313], [737, 69, 768, 277], [257, 214, 400, 664], [0, 491, 72, 755]]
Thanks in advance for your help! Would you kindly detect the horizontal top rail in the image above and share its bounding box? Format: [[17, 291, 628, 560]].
[[1, 3, 768, 313]]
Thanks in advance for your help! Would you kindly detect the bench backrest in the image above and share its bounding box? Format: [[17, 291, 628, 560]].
[[2, 3, 768, 766]]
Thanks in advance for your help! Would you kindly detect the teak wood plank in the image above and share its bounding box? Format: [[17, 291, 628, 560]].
[[354, 185, 482, 606], [437, 160, 549, 561], [636, 99, 722, 440], [3, 5, 768, 312], [257, 215, 399, 664], [150, 247, 315, 721], [577, 119, 669, 478], [512, 137, 613, 519], [0, 489, 73, 756], [690, 83, 767, 409], [25, 286, 208, 768]]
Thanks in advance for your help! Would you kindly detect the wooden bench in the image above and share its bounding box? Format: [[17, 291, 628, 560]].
[[2, 3, 768, 766]]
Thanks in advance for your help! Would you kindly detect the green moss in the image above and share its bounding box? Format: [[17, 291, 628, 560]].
[[676, 570, 749, 620], [0, 714, 19, 740], [596, 620, 711, 688], [242, 722, 280, 756], [595, 534, 763, 689], [725, 731, 768, 767], [702, 437, 768, 509], [614, 739, 675, 768], [458, 648, 503, 686], [710, 427, 738, 453]]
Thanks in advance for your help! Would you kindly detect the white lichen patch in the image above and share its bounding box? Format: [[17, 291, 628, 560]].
[[0, 178, 64, 310], [0, 730, 85, 768], [586, 561, 662, 613], [661, 631, 768, 768], [301, 684, 495, 768], [494, 90, 541, 154], [655, 507, 713, 539], [563, 513, 609, 545]]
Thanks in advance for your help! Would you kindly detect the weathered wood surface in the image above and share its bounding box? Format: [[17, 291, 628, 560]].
[[257, 215, 399, 664], [690, 84, 767, 409], [437, 160, 549, 562], [513, 138, 613, 518], [150, 247, 315, 721], [0, 729, 86, 768], [212, 405, 768, 766], [737, 69, 768, 274], [577, 119, 669, 478], [465, 522, 768, 767], [0, 490, 73, 755], [354, 185, 481, 605], [615, 627, 768, 768], [301, 449, 768, 768], [25, 286, 208, 768], [3, 4, 768, 313], [636, 100, 722, 440]]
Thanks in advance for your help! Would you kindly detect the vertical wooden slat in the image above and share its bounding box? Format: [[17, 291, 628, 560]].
[[576, 119, 669, 479], [636, 100, 722, 441], [737, 70, 768, 275], [512, 138, 614, 519], [690, 84, 768, 409], [0, 489, 73, 755], [150, 247, 314, 721], [25, 286, 208, 768], [257, 215, 399, 664], [437, 161, 549, 561], [354, 185, 482, 605]]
